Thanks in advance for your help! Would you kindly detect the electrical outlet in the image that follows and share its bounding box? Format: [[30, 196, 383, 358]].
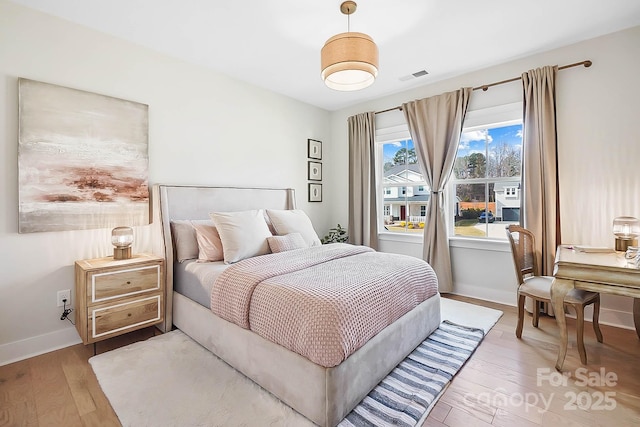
[[57, 289, 71, 307]]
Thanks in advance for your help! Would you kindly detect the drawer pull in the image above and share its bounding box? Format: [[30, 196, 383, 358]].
[[127, 313, 132, 317], [127, 281, 131, 284]]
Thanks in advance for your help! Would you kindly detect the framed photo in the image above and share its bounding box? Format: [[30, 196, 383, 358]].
[[308, 161, 322, 181], [308, 183, 322, 202], [308, 139, 322, 160]]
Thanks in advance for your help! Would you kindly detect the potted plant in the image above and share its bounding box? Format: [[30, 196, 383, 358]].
[[321, 224, 348, 244]]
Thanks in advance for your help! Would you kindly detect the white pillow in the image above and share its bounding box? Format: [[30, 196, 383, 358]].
[[209, 210, 272, 264], [266, 209, 321, 247], [267, 233, 307, 253]]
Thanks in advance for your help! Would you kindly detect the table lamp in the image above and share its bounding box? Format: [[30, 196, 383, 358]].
[[112, 226, 134, 259], [612, 216, 639, 251]]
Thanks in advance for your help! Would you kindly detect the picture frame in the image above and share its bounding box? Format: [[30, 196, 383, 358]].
[[308, 161, 322, 181], [308, 183, 322, 202], [308, 139, 322, 160]]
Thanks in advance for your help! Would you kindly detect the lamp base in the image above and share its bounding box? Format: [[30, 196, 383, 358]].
[[114, 247, 132, 260], [615, 238, 637, 252]]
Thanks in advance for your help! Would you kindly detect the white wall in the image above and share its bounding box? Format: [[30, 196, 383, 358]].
[[0, 1, 332, 364], [329, 26, 640, 330]]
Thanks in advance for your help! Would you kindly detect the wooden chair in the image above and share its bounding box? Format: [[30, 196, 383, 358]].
[[505, 225, 603, 364]]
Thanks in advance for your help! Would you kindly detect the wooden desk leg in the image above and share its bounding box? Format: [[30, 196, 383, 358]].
[[634, 298, 640, 339], [551, 278, 572, 371]]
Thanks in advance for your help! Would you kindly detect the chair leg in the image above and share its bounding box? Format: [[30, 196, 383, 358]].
[[516, 294, 526, 338], [593, 296, 604, 343], [532, 299, 540, 328], [576, 304, 587, 364]]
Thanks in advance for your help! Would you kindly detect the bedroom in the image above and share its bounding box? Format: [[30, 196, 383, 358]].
[[1, 0, 640, 426]]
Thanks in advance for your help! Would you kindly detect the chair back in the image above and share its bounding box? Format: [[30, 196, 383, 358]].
[[505, 225, 538, 286]]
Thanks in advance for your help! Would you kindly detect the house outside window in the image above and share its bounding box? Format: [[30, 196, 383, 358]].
[[377, 139, 429, 233]]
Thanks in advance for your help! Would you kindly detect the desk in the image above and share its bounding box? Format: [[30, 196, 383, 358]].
[[551, 245, 640, 370]]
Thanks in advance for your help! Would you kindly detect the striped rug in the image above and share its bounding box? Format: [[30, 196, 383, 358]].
[[338, 320, 485, 427]]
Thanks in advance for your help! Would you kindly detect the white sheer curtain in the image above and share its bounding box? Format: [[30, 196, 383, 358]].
[[402, 88, 472, 293], [348, 112, 378, 249], [521, 65, 560, 276]]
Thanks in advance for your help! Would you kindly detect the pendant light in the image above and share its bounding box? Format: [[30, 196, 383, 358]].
[[321, 1, 379, 91]]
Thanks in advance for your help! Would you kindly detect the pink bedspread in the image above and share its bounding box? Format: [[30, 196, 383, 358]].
[[210, 243, 438, 367]]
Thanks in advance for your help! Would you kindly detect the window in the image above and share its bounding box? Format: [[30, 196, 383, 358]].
[[377, 139, 430, 233], [451, 121, 523, 238], [375, 103, 521, 239], [505, 186, 518, 198]]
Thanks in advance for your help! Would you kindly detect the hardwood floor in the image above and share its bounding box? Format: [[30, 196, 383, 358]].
[[423, 295, 640, 427], [1, 295, 639, 426]]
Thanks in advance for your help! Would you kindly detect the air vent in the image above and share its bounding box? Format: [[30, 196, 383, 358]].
[[399, 69, 429, 82]]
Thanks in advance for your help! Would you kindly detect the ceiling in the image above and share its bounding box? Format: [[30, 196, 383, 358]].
[[9, 0, 640, 111]]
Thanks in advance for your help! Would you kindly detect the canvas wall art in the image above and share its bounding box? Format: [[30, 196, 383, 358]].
[[18, 78, 149, 233]]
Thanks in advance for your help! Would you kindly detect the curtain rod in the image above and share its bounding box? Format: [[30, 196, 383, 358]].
[[374, 60, 592, 115]]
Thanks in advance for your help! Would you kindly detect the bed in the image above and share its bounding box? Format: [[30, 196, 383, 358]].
[[153, 184, 441, 426]]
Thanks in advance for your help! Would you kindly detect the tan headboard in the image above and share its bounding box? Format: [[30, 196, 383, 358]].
[[152, 184, 296, 331]]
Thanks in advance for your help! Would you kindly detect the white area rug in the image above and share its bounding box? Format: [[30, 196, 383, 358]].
[[89, 298, 502, 427]]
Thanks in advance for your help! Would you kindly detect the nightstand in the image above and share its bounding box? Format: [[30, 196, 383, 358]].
[[74, 253, 165, 345]]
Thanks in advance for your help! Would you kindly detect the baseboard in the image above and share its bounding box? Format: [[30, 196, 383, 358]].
[[450, 286, 636, 331], [595, 307, 635, 330], [0, 326, 81, 366], [452, 283, 516, 307]]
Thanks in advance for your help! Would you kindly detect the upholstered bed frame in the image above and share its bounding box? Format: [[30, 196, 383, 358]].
[[153, 184, 441, 426]]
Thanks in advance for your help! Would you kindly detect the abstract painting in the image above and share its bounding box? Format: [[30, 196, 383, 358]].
[[18, 78, 149, 233]]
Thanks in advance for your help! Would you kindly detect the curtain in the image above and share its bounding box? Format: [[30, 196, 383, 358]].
[[521, 66, 560, 276], [402, 88, 472, 293], [348, 112, 378, 249]]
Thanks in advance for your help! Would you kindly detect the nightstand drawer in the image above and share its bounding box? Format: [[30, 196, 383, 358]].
[[90, 264, 161, 303], [90, 294, 162, 342]]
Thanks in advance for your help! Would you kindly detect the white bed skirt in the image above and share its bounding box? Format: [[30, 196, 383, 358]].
[[173, 291, 441, 426]]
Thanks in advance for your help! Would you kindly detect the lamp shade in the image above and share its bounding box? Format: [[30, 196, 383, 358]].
[[112, 226, 133, 259], [321, 32, 378, 91]]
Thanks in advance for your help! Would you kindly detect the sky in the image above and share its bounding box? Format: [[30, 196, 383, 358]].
[[457, 123, 522, 158], [381, 123, 522, 165], [382, 139, 414, 165]]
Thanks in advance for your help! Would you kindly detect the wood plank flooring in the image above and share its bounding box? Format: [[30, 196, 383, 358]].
[[1, 295, 638, 426], [423, 295, 640, 427]]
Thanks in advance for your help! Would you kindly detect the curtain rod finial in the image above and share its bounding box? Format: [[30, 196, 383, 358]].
[[584, 60, 592, 68]]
